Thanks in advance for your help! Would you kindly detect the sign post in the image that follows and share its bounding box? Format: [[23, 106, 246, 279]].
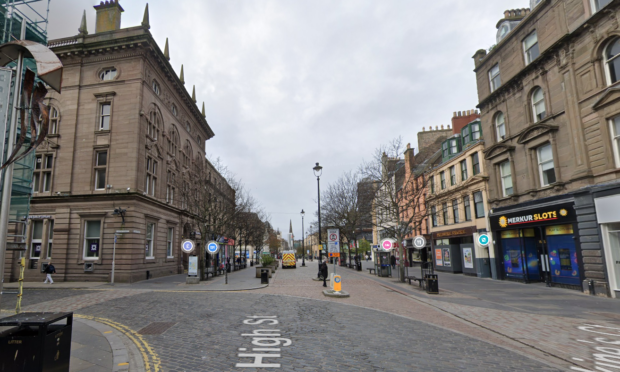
[[327, 228, 339, 274], [478, 234, 489, 246]]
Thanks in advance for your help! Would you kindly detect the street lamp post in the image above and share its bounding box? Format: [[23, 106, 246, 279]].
[[313, 163, 323, 265], [301, 209, 305, 267]]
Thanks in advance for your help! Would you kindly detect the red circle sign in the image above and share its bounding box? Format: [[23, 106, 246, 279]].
[[329, 233, 338, 241], [382, 240, 393, 250]]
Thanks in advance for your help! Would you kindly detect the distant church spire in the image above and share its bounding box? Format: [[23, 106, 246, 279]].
[[142, 3, 150, 29], [164, 38, 170, 60], [78, 10, 88, 36]]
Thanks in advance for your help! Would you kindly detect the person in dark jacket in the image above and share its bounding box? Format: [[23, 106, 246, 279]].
[[320, 260, 328, 287], [390, 255, 396, 269], [44, 262, 56, 284]]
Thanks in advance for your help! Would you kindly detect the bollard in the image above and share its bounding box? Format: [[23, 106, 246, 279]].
[[333, 275, 342, 292]]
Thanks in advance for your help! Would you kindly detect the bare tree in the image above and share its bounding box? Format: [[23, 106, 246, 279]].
[[359, 136, 430, 282], [321, 171, 366, 265]]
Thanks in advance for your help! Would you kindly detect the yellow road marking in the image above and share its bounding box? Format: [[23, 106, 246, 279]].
[[118, 362, 129, 366], [75, 314, 161, 372], [104, 331, 112, 334]]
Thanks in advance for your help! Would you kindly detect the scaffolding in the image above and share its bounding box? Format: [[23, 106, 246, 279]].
[[0, 0, 50, 45], [0, 0, 50, 253]]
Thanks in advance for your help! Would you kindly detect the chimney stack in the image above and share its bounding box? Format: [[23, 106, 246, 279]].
[[94, 0, 124, 33], [451, 108, 481, 135]]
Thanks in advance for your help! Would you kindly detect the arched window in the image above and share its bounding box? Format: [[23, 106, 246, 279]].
[[605, 38, 620, 85], [172, 104, 178, 117], [148, 108, 161, 140], [495, 112, 506, 141], [183, 140, 192, 168], [168, 125, 179, 157], [197, 136, 202, 151], [185, 121, 191, 133], [49, 107, 59, 135], [532, 87, 546, 122]]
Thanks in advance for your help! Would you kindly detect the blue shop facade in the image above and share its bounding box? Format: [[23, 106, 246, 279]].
[[489, 197, 582, 290]]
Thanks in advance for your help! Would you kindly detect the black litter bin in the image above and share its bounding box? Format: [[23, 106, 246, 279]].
[[425, 274, 439, 294], [356, 262, 362, 271], [260, 269, 269, 284], [0, 312, 73, 372]]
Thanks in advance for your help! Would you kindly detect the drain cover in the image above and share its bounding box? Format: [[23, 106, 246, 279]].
[[138, 322, 176, 335]]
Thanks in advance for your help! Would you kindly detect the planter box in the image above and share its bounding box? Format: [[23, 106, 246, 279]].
[[255, 266, 272, 278]]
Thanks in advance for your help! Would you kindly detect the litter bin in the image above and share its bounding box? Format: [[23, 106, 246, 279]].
[[260, 269, 269, 284], [425, 274, 438, 294], [356, 262, 362, 271], [0, 312, 73, 372]]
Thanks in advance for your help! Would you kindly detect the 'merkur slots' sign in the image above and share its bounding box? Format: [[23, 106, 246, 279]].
[[490, 202, 575, 230]]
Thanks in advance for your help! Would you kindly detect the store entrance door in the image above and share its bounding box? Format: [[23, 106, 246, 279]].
[[545, 225, 580, 286]]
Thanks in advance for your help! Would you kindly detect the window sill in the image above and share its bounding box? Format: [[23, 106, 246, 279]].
[[47, 133, 60, 138], [95, 130, 110, 135]]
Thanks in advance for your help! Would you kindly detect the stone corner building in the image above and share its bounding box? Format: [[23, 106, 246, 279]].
[[3, 1, 233, 283], [473, 0, 620, 298]]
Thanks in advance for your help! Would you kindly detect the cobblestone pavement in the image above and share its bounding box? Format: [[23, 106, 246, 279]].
[[1, 261, 618, 371]]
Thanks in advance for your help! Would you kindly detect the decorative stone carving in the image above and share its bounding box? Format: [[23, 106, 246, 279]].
[[483, 143, 516, 160], [516, 123, 559, 144]]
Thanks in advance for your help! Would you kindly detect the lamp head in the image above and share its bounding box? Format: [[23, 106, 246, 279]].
[[301, 209, 305, 217], [313, 162, 322, 177]]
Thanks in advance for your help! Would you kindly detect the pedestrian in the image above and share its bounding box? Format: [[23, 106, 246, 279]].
[[44, 261, 55, 284], [390, 255, 396, 269], [366, 254, 370, 262], [320, 260, 328, 287]]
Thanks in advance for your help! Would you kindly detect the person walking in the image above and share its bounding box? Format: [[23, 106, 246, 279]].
[[320, 260, 328, 287], [44, 262, 55, 284], [366, 254, 370, 262], [390, 254, 396, 269]]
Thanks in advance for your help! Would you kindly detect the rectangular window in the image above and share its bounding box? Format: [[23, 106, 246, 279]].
[[442, 142, 448, 158], [462, 126, 470, 145], [47, 220, 54, 259], [452, 199, 459, 224], [146, 223, 155, 258], [100, 103, 111, 130], [32, 155, 53, 193], [472, 152, 480, 175], [430, 175, 435, 194], [440, 171, 446, 189], [474, 191, 485, 218], [537, 144, 556, 186], [167, 227, 174, 257], [32, 172, 40, 194], [612, 116, 620, 167], [471, 123, 481, 140], [146, 157, 157, 196], [442, 203, 449, 225], [30, 220, 43, 259], [95, 151, 107, 190], [523, 31, 540, 65], [431, 206, 437, 227], [500, 161, 514, 196], [489, 64, 501, 92], [449, 139, 458, 155], [84, 220, 101, 259], [461, 160, 468, 181], [450, 166, 456, 186], [464, 196, 472, 221]]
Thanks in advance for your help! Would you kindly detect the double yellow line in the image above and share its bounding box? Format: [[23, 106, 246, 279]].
[[75, 314, 161, 372]]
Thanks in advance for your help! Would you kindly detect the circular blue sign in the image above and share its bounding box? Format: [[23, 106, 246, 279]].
[[181, 240, 195, 253], [206, 240, 220, 254], [334, 277, 341, 283], [478, 234, 489, 246]]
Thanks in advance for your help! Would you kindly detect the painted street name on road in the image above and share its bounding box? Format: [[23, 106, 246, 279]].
[[236, 315, 292, 368], [571, 324, 620, 372]]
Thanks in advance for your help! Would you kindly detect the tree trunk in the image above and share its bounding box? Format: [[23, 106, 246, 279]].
[[199, 239, 206, 281], [398, 237, 405, 282]]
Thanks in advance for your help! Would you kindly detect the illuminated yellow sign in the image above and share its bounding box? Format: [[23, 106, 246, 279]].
[[545, 224, 573, 236]]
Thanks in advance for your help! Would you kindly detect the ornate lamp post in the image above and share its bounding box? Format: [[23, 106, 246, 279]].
[[313, 163, 323, 263], [301, 209, 306, 267]]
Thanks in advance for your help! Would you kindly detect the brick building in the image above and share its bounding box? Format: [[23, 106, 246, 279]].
[[473, 0, 620, 297], [3, 1, 234, 283]]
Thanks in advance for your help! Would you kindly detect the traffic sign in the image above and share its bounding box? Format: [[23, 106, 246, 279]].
[[327, 229, 340, 254], [478, 234, 490, 246], [413, 236, 426, 249], [181, 239, 195, 254], [380, 238, 395, 251], [329, 233, 338, 242], [206, 240, 220, 254]]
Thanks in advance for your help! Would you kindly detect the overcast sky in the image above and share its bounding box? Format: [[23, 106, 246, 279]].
[[45, 0, 527, 240]]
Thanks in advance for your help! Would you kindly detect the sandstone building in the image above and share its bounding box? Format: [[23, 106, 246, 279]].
[[3, 1, 234, 283], [473, 0, 620, 297]]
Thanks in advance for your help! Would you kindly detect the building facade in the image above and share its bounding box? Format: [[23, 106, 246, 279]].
[[427, 119, 495, 278], [3, 1, 234, 283], [474, 0, 620, 296]]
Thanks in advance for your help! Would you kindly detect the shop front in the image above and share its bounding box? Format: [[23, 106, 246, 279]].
[[432, 227, 476, 274], [489, 201, 582, 289], [595, 194, 620, 298]]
